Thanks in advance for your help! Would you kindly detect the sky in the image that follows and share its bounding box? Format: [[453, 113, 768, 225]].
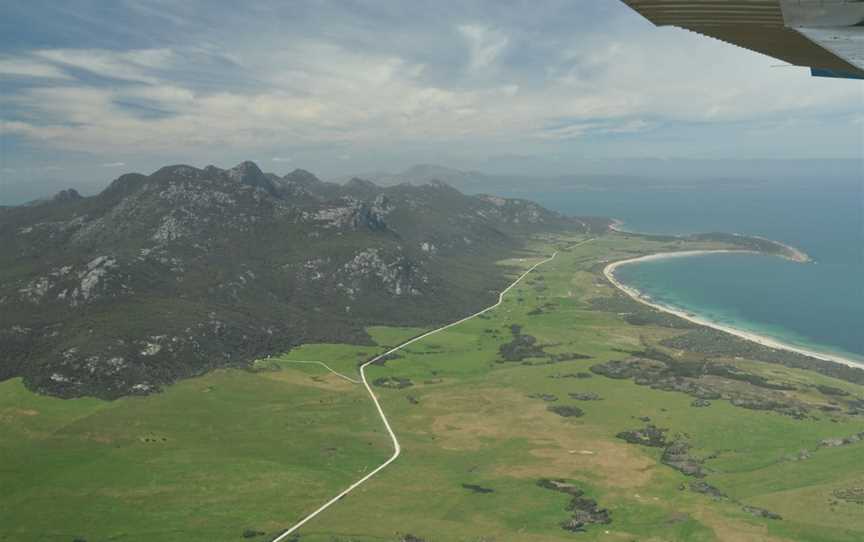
[[1, 0, 862, 201]]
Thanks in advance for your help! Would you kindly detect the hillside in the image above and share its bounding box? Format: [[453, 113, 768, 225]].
[[0, 161, 608, 399]]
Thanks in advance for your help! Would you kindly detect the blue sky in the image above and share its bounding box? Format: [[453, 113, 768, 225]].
[[1, 0, 862, 200]]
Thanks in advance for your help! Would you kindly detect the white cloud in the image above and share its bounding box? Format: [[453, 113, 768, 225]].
[[2, 27, 861, 161], [35, 48, 175, 83], [458, 24, 509, 71], [272, 156, 292, 162], [604, 119, 653, 134], [0, 58, 72, 79], [535, 122, 599, 140], [535, 119, 654, 140], [101, 162, 126, 167]]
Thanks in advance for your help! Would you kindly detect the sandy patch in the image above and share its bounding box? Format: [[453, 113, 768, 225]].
[[0, 408, 40, 422], [263, 369, 358, 393], [422, 388, 655, 488], [697, 509, 792, 542]]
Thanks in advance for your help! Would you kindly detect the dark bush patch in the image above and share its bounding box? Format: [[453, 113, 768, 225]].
[[661, 329, 864, 386], [371, 352, 403, 367], [616, 425, 668, 447], [547, 405, 584, 418], [498, 324, 546, 362], [537, 479, 611, 532], [742, 505, 782, 520], [706, 364, 797, 391], [629, 347, 676, 363], [550, 352, 592, 362], [591, 358, 814, 418], [528, 393, 558, 402], [373, 376, 413, 389], [689, 481, 726, 499], [662, 441, 704, 477], [591, 359, 659, 380], [461, 483, 494, 494], [816, 384, 850, 397], [569, 392, 602, 401]]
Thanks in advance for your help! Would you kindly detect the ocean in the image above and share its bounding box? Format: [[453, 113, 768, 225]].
[[500, 177, 864, 363]]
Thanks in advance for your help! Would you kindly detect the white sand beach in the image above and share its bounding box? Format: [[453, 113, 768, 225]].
[[604, 251, 864, 370]]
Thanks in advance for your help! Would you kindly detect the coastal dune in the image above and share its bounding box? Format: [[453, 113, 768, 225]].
[[603, 251, 864, 370]]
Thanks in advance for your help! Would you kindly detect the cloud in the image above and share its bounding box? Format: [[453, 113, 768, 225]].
[[34, 48, 175, 83], [604, 119, 653, 134], [535, 122, 600, 140], [1, 0, 861, 174], [0, 58, 72, 79], [101, 162, 126, 167], [535, 118, 654, 140], [458, 24, 509, 71]]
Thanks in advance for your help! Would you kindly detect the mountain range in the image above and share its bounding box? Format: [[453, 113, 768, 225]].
[[0, 161, 608, 399]]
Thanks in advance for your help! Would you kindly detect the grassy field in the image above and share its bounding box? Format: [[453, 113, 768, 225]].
[[2, 232, 863, 541]]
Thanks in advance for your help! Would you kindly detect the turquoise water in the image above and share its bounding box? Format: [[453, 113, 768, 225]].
[[497, 178, 864, 362]]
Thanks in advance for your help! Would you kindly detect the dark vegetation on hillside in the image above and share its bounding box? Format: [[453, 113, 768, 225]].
[[0, 161, 606, 399], [591, 345, 864, 420], [661, 329, 864, 385], [537, 479, 611, 533], [547, 404, 585, 418], [498, 324, 591, 365], [498, 324, 546, 362], [617, 423, 784, 520]]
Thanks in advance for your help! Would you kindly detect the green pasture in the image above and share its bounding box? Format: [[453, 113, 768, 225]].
[[2, 233, 862, 541]]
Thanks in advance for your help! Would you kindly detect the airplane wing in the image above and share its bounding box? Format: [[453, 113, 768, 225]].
[[620, 0, 864, 79]]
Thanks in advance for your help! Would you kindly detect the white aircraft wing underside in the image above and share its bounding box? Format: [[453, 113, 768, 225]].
[[621, 0, 864, 79]]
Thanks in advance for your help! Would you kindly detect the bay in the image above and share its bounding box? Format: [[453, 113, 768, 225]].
[[498, 177, 864, 362]]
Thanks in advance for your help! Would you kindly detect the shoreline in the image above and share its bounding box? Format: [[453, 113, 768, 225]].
[[608, 219, 812, 263], [603, 251, 864, 370]]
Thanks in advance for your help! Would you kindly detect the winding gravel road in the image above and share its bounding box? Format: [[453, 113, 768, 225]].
[[271, 238, 593, 541]]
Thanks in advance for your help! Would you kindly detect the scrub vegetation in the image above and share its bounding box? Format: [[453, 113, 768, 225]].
[[1, 233, 862, 541]]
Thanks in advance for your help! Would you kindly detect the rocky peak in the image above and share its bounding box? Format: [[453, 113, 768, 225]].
[[53, 188, 83, 202], [283, 168, 322, 187], [227, 161, 277, 195], [345, 177, 377, 190], [343, 177, 381, 198], [151, 164, 207, 181], [227, 161, 263, 182]]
